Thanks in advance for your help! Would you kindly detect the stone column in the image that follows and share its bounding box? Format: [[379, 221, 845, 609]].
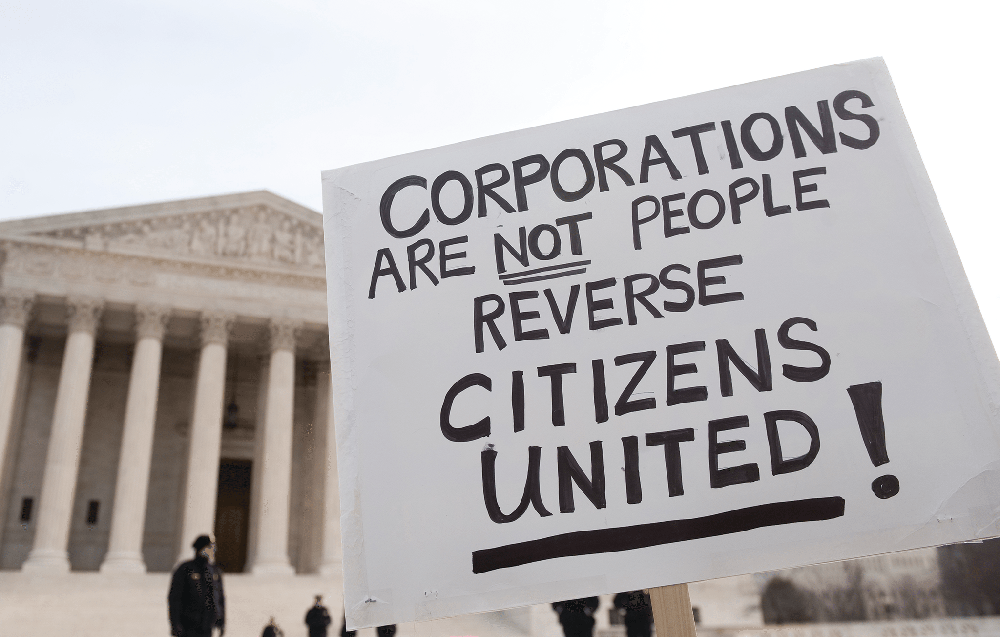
[[176, 312, 232, 565], [250, 318, 299, 575], [100, 305, 170, 573], [0, 291, 34, 516], [317, 367, 343, 577], [22, 297, 103, 573], [243, 356, 270, 572]]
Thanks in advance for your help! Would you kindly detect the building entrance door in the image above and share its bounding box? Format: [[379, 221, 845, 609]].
[[214, 459, 252, 573]]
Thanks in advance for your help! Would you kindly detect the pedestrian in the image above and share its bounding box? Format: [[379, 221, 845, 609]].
[[376, 625, 397, 637], [168, 535, 226, 637], [552, 597, 600, 637], [305, 595, 333, 637], [614, 591, 652, 637], [262, 616, 284, 637]]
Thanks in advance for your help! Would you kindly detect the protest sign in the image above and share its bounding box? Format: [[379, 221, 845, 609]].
[[322, 58, 1000, 629]]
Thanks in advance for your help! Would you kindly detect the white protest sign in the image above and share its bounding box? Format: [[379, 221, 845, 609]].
[[322, 58, 1000, 629]]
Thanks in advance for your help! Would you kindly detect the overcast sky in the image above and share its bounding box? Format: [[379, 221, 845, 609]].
[[2, 0, 999, 338]]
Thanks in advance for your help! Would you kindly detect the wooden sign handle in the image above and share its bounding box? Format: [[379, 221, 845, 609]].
[[646, 584, 697, 637]]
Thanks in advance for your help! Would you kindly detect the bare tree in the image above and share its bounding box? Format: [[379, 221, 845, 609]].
[[938, 540, 1000, 616], [762, 578, 815, 624]]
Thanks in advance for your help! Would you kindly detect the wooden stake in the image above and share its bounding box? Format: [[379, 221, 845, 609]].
[[646, 584, 697, 637]]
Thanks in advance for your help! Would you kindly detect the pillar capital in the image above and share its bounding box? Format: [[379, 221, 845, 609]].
[[0, 289, 35, 328], [200, 311, 234, 347], [135, 304, 171, 341], [66, 296, 104, 335], [269, 318, 301, 353]]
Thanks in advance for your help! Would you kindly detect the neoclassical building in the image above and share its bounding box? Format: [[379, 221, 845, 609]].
[[0, 191, 340, 576], [0, 191, 949, 636]]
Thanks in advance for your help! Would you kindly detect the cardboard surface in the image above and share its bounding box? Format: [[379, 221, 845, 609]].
[[322, 58, 1000, 628]]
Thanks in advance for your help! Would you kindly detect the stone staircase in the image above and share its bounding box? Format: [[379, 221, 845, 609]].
[[0, 572, 537, 637]]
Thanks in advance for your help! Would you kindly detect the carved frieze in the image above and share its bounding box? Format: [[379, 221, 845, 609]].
[[39, 205, 325, 269], [0, 240, 324, 292]]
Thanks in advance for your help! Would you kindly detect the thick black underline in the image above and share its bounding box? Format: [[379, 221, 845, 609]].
[[502, 268, 588, 286], [472, 496, 845, 574], [499, 260, 592, 280]]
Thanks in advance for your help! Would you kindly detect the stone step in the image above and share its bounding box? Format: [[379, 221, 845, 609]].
[[0, 572, 533, 637]]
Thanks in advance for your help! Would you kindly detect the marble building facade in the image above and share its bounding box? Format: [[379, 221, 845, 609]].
[[0, 191, 949, 636], [0, 191, 341, 576]]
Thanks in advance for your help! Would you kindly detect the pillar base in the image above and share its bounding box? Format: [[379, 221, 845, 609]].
[[99, 551, 147, 574], [251, 559, 295, 576], [21, 548, 70, 574]]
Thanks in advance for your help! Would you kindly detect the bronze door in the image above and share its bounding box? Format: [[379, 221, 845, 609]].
[[214, 459, 252, 573]]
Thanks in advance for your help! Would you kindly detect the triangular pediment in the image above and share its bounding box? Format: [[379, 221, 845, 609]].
[[0, 191, 325, 270]]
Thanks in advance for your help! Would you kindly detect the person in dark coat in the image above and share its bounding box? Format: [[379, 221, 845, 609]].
[[305, 595, 333, 637], [552, 597, 600, 637], [614, 591, 653, 637], [262, 617, 284, 637], [169, 535, 226, 637]]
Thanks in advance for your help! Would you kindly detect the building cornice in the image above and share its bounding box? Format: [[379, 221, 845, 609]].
[[0, 191, 320, 235]]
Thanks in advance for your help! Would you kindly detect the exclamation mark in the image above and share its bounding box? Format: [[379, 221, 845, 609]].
[[847, 381, 900, 499]]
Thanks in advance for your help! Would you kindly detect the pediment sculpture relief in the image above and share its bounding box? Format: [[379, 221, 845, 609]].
[[41, 205, 326, 269]]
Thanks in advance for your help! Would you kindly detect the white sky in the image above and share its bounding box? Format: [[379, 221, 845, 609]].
[[2, 0, 999, 342]]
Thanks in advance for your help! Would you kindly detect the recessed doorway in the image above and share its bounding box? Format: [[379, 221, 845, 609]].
[[214, 459, 252, 573]]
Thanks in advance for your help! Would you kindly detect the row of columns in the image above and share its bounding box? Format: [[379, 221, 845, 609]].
[[0, 289, 341, 575]]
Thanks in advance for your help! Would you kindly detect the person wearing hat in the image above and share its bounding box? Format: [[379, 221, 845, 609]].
[[168, 535, 226, 637], [305, 595, 332, 637]]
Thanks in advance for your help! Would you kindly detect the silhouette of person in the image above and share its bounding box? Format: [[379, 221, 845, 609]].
[[376, 625, 397, 637], [614, 591, 652, 637], [169, 535, 226, 637], [262, 616, 284, 637], [552, 597, 600, 637], [306, 595, 333, 637]]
